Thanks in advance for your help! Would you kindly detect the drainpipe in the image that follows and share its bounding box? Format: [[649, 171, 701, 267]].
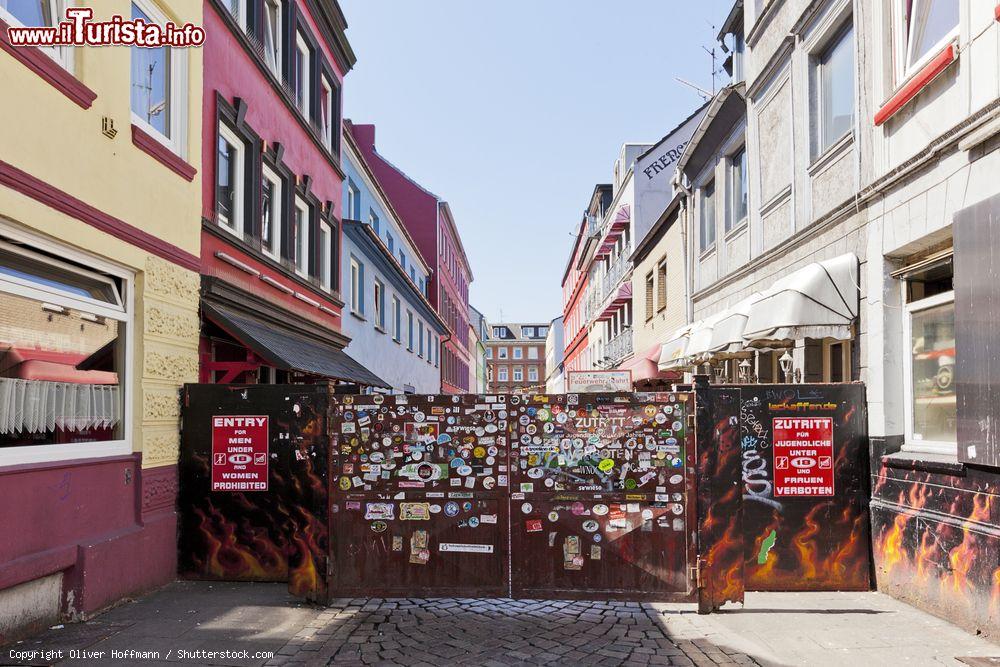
[[673, 171, 694, 325]]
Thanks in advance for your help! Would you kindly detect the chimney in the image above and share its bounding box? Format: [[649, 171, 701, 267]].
[[351, 123, 376, 151]]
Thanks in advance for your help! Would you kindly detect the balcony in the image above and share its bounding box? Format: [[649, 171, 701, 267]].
[[601, 247, 631, 299], [605, 328, 634, 365]]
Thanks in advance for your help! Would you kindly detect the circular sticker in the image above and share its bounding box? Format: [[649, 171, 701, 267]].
[[571, 501, 586, 516], [592, 504, 609, 516], [371, 521, 387, 533], [450, 458, 467, 469], [487, 446, 499, 457], [669, 474, 683, 485], [521, 502, 533, 514], [485, 423, 498, 434], [411, 451, 424, 462], [556, 412, 568, 424], [597, 458, 615, 473], [457, 465, 473, 476], [482, 476, 496, 490], [544, 478, 554, 487], [527, 467, 544, 479], [429, 504, 442, 514], [486, 456, 496, 465], [672, 493, 683, 502], [624, 479, 637, 490], [413, 412, 426, 423], [641, 509, 654, 521], [338, 476, 351, 491], [416, 463, 437, 480], [444, 501, 460, 517], [473, 446, 486, 458], [672, 421, 683, 431], [373, 394, 384, 405], [593, 533, 603, 543], [655, 412, 667, 424], [466, 516, 479, 528], [672, 503, 684, 515], [519, 415, 530, 426], [370, 452, 384, 463], [582, 519, 599, 533], [462, 501, 473, 512], [547, 511, 559, 522]]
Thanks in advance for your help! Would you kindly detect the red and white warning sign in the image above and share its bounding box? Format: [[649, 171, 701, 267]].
[[211, 416, 269, 492], [772, 417, 834, 497]]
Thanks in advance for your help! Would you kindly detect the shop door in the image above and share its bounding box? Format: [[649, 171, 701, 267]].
[[508, 392, 701, 602], [326, 394, 509, 599]]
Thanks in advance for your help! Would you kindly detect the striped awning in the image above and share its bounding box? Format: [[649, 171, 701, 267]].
[[595, 205, 630, 259], [596, 282, 632, 321]]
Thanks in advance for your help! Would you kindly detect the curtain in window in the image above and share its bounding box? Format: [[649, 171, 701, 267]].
[[0, 378, 120, 435]]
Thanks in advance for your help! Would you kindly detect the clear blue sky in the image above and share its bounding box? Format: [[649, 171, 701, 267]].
[[341, 0, 732, 324]]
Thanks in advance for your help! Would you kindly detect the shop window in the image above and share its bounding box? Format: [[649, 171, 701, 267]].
[[131, 0, 186, 155], [216, 122, 245, 235], [260, 163, 283, 260], [292, 197, 310, 277], [727, 147, 748, 231], [901, 0, 959, 75], [0, 237, 130, 464], [262, 0, 282, 75], [700, 180, 716, 252], [815, 23, 854, 156], [901, 258, 955, 454], [0, 0, 71, 68]]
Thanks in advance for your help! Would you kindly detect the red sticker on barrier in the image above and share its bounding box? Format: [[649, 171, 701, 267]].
[[772, 417, 834, 497], [211, 415, 269, 492]]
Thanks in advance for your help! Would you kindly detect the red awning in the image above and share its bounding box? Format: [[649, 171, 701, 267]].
[[594, 205, 630, 259], [0, 347, 118, 384], [596, 282, 632, 321], [619, 343, 683, 383]]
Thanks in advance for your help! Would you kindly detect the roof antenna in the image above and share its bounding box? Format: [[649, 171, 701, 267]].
[[674, 21, 725, 100]]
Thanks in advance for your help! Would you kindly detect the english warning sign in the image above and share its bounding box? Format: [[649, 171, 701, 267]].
[[211, 416, 269, 492], [772, 417, 834, 497]]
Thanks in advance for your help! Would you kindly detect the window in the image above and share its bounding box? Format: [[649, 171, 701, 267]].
[[816, 25, 854, 155], [386, 233, 394, 254], [513, 366, 524, 382], [902, 0, 959, 73], [1, 0, 71, 67], [498, 347, 508, 360], [369, 210, 380, 236], [319, 74, 334, 148], [902, 258, 955, 454], [513, 347, 523, 360], [700, 180, 716, 251], [131, 1, 185, 153], [260, 164, 282, 260], [493, 326, 508, 338], [486, 347, 493, 360], [293, 197, 310, 277], [373, 279, 385, 330], [523, 327, 534, 338], [528, 366, 539, 382], [318, 220, 332, 290], [497, 366, 509, 382], [433, 336, 439, 367], [216, 123, 245, 235], [418, 277, 424, 296], [528, 347, 539, 360], [407, 311, 414, 351], [347, 180, 361, 220], [645, 271, 655, 320], [727, 147, 748, 231], [426, 329, 433, 364], [221, 0, 246, 29], [410, 267, 416, 283], [0, 235, 131, 465], [350, 257, 363, 315], [656, 259, 667, 312], [392, 295, 401, 342], [262, 0, 282, 75], [294, 31, 311, 116], [538, 326, 548, 337], [418, 320, 425, 357], [399, 252, 406, 271]]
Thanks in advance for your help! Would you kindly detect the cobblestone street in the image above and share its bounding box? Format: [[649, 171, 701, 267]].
[[6, 581, 998, 667]]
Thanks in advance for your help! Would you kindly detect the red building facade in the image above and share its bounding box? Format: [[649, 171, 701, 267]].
[[350, 123, 474, 393], [198, 0, 383, 389]]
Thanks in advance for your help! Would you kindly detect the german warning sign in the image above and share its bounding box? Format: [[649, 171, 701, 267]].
[[211, 416, 269, 492], [771, 417, 834, 497]]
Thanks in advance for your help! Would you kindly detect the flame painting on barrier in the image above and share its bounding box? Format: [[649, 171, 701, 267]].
[[736, 384, 871, 592], [871, 459, 1000, 640], [178, 384, 330, 602]]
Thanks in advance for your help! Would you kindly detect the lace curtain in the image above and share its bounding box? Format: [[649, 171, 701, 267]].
[[0, 378, 121, 435]]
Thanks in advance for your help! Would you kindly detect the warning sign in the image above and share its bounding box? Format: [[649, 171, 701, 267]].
[[772, 417, 834, 497], [211, 416, 269, 492]]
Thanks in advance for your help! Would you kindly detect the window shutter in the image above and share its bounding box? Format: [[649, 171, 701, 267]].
[[645, 272, 654, 320], [657, 261, 667, 311]]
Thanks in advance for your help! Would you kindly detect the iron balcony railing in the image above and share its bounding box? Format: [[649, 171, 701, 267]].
[[602, 246, 631, 299], [606, 328, 634, 364]]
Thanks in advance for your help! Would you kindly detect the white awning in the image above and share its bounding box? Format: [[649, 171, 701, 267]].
[[658, 324, 696, 370], [684, 311, 729, 363], [743, 253, 859, 347], [708, 294, 761, 357]]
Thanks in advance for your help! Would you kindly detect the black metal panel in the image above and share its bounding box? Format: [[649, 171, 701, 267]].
[[955, 192, 1000, 468]]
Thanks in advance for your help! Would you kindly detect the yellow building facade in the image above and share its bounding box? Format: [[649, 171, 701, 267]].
[[0, 0, 201, 638]]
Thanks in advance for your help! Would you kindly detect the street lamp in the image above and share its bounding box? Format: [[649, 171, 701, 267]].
[[713, 362, 727, 384], [739, 358, 752, 383], [779, 350, 794, 383]]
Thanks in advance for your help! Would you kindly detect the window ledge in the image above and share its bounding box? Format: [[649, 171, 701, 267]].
[[875, 42, 957, 126], [698, 245, 717, 261], [724, 219, 748, 242], [808, 131, 853, 176], [882, 450, 966, 475], [131, 124, 196, 181], [374, 324, 386, 334], [0, 19, 95, 109], [350, 310, 366, 322]]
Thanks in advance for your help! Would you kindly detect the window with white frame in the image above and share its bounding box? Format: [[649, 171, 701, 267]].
[[350, 257, 363, 315], [528, 366, 539, 382], [0, 234, 131, 465], [369, 210, 380, 236], [512, 347, 523, 360], [816, 24, 854, 156], [260, 164, 282, 260], [498, 346, 508, 360], [320, 74, 334, 147], [418, 320, 424, 357], [0, 0, 71, 68], [528, 346, 539, 360], [131, 0, 186, 154], [900, 0, 959, 76], [292, 197, 310, 277], [700, 180, 716, 251], [262, 0, 282, 76], [346, 180, 361, 220], [318, 219, 332, 290], [513, 366, 523, 382], [373, 279, 385, 330], [294, 31, 311, 116], [433, 336, 439, 367], [221, 0, 246, 30], [727, 147, 748, 232], [497, 366, 508, 382], [407, 311, 414, 351], [485, 347, 493, 359], [216, 123, 245, 235], [392, 294, 401, 342], [386, 233, 394, 254], [901, 258, 955, 455]]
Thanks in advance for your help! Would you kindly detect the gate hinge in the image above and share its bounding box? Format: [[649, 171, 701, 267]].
[[687, 414, 696, 430], [690, 556, 705, 589]]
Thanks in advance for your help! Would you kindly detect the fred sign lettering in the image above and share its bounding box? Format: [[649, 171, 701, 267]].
[[771, 417, 834, 497], [211, 416, 269, 492]]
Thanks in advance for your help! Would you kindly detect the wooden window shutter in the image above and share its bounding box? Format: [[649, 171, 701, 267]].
[[645, 272, 655, 320], [657, 260, 667, 311]]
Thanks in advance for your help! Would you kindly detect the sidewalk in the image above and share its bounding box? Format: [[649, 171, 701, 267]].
[[3, 581, 997, 667]]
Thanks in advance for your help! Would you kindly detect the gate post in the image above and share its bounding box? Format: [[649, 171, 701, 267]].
[[693, 378, 745, 613]]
